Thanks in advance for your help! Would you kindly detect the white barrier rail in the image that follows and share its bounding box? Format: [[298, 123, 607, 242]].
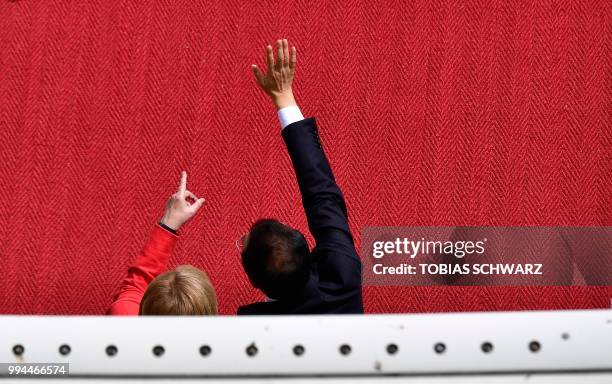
[[0, 310, 611, 378]]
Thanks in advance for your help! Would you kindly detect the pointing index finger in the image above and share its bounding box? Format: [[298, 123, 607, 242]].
[[178, 171, 187, 196]]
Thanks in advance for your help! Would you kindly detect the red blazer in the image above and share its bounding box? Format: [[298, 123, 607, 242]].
[[108, 225, 178, 315]]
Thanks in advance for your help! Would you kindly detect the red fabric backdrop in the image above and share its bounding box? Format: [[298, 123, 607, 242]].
[[0, 0, 610, 315]]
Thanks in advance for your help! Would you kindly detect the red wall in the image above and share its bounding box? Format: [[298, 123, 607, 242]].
[[0, 0, 610, 315]]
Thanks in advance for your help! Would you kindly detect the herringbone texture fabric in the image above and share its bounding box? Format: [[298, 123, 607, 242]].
[[0, 0, 610, 315]]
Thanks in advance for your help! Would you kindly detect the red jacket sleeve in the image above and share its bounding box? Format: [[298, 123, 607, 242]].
[[108, 224, 178, 315]]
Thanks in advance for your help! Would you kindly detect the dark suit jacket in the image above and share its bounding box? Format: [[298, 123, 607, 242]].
[[238, 117, 363, 315]]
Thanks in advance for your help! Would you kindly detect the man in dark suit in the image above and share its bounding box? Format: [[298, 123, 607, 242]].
[[237, 39, 363, 315]]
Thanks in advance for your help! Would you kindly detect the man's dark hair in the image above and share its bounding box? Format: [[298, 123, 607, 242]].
[[241, 219, 311, 300]]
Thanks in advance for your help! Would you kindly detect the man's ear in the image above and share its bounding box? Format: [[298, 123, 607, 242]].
[[241, 258, 258, 289]]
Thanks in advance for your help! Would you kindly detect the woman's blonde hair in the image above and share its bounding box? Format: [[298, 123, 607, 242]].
[[140, 265, 217, 315]]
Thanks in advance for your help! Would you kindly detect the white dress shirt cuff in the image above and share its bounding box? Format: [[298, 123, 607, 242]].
[[277, 105, 304, 130]]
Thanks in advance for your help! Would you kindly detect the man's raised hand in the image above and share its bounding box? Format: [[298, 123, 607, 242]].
[[251, 38, 297, 110], [160, 171, 205, 231]]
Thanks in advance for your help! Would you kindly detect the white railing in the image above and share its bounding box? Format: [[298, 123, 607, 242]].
[[0, 310, 611, 379]]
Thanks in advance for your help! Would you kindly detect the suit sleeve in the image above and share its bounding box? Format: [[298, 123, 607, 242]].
[[108, 225, 178, 315], [282, 117, 361, 291]]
